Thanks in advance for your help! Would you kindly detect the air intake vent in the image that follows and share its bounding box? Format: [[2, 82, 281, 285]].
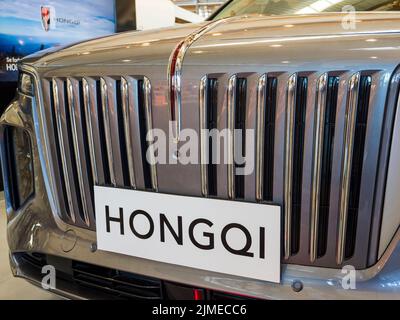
[[72, 261, 163, 300], [207, 78, 218, 196], [137, 79, 153, 190], [345, 75, 372, 259], [234, 78, 247, 200], [291, 76, 308, 255], [200, 76, 219, 197], [263, 77, 277, 202], [317, 76, 339, 258]]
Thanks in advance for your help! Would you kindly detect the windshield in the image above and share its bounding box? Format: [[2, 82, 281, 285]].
[[212, 0, 400, 20]]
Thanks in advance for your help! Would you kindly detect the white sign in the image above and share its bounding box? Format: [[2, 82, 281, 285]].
[[95, 186, 281, 283]]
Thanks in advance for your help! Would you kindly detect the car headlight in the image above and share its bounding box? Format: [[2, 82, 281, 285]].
[[4, 126, 34, 209], [18, 72, 34, 96]]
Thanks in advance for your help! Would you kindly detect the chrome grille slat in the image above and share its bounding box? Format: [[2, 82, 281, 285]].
[[100, 77, 118, 186], [143, 77, 158, 191], [284, 73, 297, 260], [199, 75, 208, 197], [82, 77, 105, 185], [337, 72, 361, 265], [66, 78, 92, 226], [121, 77, 137, 189], [310, 73, 328, 262], [255, 74, 267, 202], [227, 74, 237, 200]]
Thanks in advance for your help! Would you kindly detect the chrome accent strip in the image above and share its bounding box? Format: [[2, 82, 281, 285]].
[[284, 73, 297, 259], [143, 77, 158, 191], [19, 65, 60, 217], [82, 78, 98, 185], [310, 73, 328, 262], [200, 75, 208, 197], [100, 77, 116, 186], [121, 77, 136, 188], [52, 79, 76, 223], [67, 78, 90, 226], [168, 19, 227, 141], [227, 74, 237, 200], [256, 74, 267, 202], [337, 72, 360, 265]]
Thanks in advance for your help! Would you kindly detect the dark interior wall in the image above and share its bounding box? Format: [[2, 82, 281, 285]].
[[115, 0, 137, 32], [0, 82, 15, 190], [0, 82, 17, 112]]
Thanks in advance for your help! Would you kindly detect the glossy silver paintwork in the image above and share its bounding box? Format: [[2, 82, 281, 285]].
[[2, 13, 400, 299]]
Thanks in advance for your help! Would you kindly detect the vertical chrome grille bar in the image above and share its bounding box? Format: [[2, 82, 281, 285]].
[[256, 74, 267, 202], [52, 79, 76, 223], [200, 75, 208, 197], [284, 73, 297, 259], [67, 78, 91, 226], [121, 77, 137, 188], [143, 76, 158, 191], [310, 73, 328, 262], [82, 78, 99, 185], [100, 77, 116, 186], [337, 72, 360, 265], [227, 74, 237, 200]]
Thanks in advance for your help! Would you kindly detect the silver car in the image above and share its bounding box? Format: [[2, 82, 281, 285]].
[[2, 0, 400, 299]]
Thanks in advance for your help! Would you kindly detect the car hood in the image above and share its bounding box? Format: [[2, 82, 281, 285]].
[[22, 12, 400, 71]]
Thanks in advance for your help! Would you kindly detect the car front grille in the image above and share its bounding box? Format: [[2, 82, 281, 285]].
[[38, 68, 399, 269]]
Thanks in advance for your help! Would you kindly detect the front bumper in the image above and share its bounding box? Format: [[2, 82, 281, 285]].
[[3, 85, 400, 300]]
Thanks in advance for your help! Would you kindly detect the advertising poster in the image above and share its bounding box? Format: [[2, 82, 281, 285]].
[[0, 0, 116, 82]]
